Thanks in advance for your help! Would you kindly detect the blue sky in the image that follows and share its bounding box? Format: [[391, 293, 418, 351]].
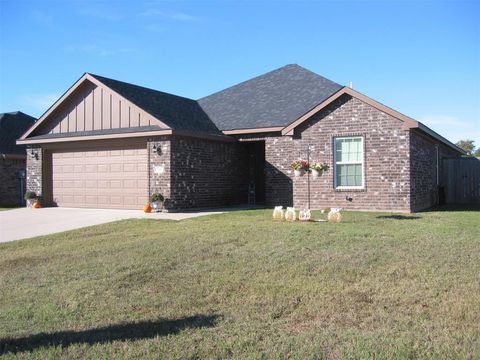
[[1, 0, 479, 145]]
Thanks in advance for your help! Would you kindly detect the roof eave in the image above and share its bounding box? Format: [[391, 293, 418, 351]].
[[16, 130, 174, 145], [416, 122, 467, 155], [222, 126, 284, 135], [16, 128, 235, 145]]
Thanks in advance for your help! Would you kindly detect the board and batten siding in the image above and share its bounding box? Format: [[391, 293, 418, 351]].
[[41, 81, 156, 135]]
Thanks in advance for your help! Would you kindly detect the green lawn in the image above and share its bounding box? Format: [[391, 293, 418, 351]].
[[1, 208, 479, 359]]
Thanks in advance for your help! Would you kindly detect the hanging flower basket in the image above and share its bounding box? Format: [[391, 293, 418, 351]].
[[294, 169, 305, 177], [291, 160, 309, 177], [311, 169, 321, 178], [309, 163, 330, 179]]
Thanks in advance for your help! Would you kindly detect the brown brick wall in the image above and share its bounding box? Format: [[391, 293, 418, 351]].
[[237, 94, 412, 212], [167, 136, 248, 210], [0, 157, 26, 206], [409, 130, 462, 211]]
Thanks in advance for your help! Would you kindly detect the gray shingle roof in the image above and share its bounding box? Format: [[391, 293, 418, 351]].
[[89, 74, 221, 135], [198, 64, 343, 131], [0, 112, 36, 155]]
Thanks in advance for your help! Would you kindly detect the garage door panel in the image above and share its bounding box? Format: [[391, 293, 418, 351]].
[[62, 180, 75, 188], [74, 195, 85, 203], [110, 196, 123, 205], [110, 163, 122, 172], [137, 179, 148, 188], [137, 163, 148, 172], [52, 146, 148, 209], [123, 196, 137, 205], [123, 163, 137, 172], [97, 164, 109, 173], [62, 195, 74, 203]]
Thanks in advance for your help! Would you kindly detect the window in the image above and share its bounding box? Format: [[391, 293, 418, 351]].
[[334, 136, 364, 188]]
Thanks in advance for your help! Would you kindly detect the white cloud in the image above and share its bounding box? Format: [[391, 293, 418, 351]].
[[30, 9, 54, 28], [419, 115, 480, 145], [23, 94, 60, 112], [143, 23, 168, 33], [63, 44, 135, 57], [419, 115, 470, 128], [169, 12, 199, 22], [81, 9, 124, 21], [140, 9, 200, 22]]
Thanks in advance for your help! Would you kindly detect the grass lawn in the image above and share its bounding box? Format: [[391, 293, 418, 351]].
[[1, 208, 479, 359]]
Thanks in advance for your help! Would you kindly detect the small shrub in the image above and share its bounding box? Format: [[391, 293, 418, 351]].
[[150, 193, 164, 203], [24, 191, 37, 200]]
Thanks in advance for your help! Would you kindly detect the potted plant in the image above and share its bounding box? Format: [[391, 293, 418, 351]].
[[310, 162, 330, 178], [291, 160, 309, 177], [24, 191, 37, 208], [150, 193, 164, 212]]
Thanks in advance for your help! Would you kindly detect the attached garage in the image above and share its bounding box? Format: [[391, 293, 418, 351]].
[[17, 72, 228, 211], [50, 145, 148, 209]]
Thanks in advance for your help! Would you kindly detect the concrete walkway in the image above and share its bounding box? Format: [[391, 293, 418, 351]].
[[0, 207, 229, 243]]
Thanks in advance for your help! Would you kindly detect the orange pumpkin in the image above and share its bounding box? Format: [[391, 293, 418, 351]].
[[143, 203, 152, 213], [32, 200, 41, 209]]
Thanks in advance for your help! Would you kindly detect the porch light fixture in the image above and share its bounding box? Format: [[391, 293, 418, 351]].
[[30, 149, 39, 160], [152, 144, 162, 156]]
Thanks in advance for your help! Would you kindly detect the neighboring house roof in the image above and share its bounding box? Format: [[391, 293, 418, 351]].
[[198, 64, 343, 131], [0, 111, 36, 155], [89, 74, 221, 135]]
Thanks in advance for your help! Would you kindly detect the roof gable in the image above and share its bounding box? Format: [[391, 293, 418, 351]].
[[89, 74, 221, 134], [198, 64, 343, 131], [20, 73, 222, 141], [20, 74, 172, 140]]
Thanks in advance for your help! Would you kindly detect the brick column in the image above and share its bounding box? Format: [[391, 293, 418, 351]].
[[26, 146, 43, 202], [148, 137, 172, 209]]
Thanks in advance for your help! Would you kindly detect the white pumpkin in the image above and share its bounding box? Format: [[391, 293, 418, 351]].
[[299, 208, 311, 221], [328, 208, 342, 223], [272, 206, 285, 221], [285, 207, 297, 222]]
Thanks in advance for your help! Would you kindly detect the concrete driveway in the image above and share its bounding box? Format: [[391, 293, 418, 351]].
[[0, 207, 226, 243]]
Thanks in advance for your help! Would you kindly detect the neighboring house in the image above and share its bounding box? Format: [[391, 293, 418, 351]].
[[17, 65, 464, 212], [1, 111, 36, 206]]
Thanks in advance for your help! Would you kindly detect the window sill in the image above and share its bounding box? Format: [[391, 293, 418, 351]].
[[334, 187, 366, 192]]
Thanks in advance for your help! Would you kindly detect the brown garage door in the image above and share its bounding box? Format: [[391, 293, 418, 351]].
[[52, 146, 148, 209]]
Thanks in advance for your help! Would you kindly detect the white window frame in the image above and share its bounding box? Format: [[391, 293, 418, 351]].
[[334, 136, 365, 189]]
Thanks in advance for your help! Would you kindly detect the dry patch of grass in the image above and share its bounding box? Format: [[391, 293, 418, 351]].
[[0, 207, 479, 359]]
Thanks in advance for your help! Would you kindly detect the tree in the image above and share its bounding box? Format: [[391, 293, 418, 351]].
[[455, 140, 475, 155], [475, 147, 480, 157]]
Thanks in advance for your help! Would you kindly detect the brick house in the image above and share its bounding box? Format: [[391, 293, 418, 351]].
[[1, 111, 36, 206], [17, 65, 464, 212]]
